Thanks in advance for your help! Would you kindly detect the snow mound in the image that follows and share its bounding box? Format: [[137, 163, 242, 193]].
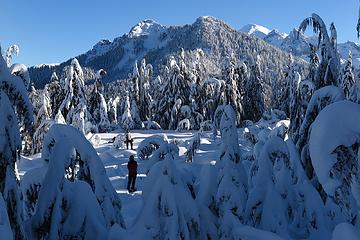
[[331, 223, 360, 240]]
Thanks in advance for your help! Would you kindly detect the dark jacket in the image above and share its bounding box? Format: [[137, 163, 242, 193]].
[[127, 159, 137, 176]]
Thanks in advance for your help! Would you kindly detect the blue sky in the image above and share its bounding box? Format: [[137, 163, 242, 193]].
[[1, 0, 359, 66]]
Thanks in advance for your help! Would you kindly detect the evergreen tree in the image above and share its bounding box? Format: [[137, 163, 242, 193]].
[[131, 59, 153, 121], [107, 97, 119, 125], [154, 54, 192, 128], [88, 69, 110, 132], [0, 47, 33, 239], [59, 58, 87, 123], [222, 56, 243, 126], [216, 105, 248, 239], [308, 44, 319, 83], [45, 72, 63, 117], [299, 14, 340, 89], [121, 94, 135, 130], [288, 71, 302, 140], [32, 90, 53, 154], [340, 51, 355, 100], [243, 56, 265, 121]]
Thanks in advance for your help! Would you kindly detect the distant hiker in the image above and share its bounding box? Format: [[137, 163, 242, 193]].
[[127, 155, 137, 192], [124, 130, 134, 150]]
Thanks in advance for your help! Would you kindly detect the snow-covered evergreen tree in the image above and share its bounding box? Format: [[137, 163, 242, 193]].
[[154, 54, 192, 128], [297, 86, 344, 183], [222, 56, 243, 126], [0, 47, 33, 239], [59, 58, 87, 124], [243, 56, 265, 121], [107, 97, 119, 125], [216, 105, 248, 239], [340, 52, 355, 100], [246, 136, 295, 238], [32, 89, 53, 154], [45, 72, 63, 117], [131, 99, 142, 129], [5, 45, 19, 68], [288, 71, 302, 140], [121, 94, 135, 130], [309, 101, 360, 223], [308, 44, 319, 83], [88, 69, 110, 132], [131, 59, 153, 121], [28, 84, 41, 118], [299, 14, 340, 89]]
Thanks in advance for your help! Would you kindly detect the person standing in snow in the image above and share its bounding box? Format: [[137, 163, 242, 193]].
[[127, 155, 138, 192], [124, 130, 134, 150]]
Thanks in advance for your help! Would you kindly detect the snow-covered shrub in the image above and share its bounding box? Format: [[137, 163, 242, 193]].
[[309, 101, 360, 221], [21, 165, 47, 220], [144, 141, 179, 173], [113, 134, 125, 149], [296, 86, 344, 180], [85, 120, 98, 134], [30, 124, 124, 239], [199, 120, 213, 132], [177, 118, 190, 131], [136, 134, 169, 160], [269, 120, 290, 140], [90, 134, 101, 146], [143, 120, 162, 130]]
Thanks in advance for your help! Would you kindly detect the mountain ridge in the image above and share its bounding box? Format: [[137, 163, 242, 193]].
[[29, 16, 305, 88]]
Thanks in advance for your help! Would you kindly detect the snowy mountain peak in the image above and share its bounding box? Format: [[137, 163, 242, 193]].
[[128, 19, 165, 37], [196, 16, 218, 23], [267, 29, 288, 39], [240, 24, 271, 39]]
